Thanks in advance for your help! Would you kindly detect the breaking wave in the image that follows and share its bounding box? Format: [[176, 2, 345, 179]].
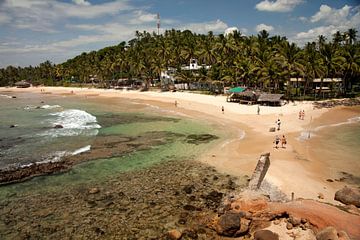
[[40, 109, 101, 137]]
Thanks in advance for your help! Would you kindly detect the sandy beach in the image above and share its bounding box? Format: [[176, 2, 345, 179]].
[[2, 86, 359, 205]]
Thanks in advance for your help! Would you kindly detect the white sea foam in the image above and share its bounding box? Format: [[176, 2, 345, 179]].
[[0, 94, 13, 98], [39, 109, 101, 137], [40, 104, 61, 109], [221, 130, 246, 148], [36, 151, 68, 164], [72, 145, 91, 155]]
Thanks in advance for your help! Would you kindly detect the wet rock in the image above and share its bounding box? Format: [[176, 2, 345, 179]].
[[94, 227, 105, 235], [182, 229, 198, 239], [185, 134, 219, 145], [167, 229, 182, 240], [316, 226, 338, 240], [183, 205, 197, 211], [334, 186, 360, 207], [254, 229, 279, 240], [183, 185, 194, 194], [215, 212, 243, 237], [88, 188, 100, 194], [203, 190, 223, 210]]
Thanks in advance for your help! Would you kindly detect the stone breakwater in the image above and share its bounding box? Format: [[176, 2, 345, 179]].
[[0, 160, 247, 239]]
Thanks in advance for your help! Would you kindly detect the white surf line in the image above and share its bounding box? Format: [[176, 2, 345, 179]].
[[220, 130, 246, 149], [72, 145, 91, 155], [297, 115, 360, 141]]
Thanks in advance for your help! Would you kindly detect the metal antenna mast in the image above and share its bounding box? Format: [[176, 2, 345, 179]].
[[157, 13, 160, 35]]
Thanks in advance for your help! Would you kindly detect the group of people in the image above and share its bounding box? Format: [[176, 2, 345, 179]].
[[274, 135, 287, 149], [299, 110, 305, 120]]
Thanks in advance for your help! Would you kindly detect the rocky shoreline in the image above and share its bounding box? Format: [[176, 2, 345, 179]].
[[0, 132, 218, 185], [0, 159, 247, 239], [313, 97, 360, 109], [1, 157, 359, 239]]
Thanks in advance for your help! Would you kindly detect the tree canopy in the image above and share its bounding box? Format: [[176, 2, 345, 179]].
[[1, 28, 359, 97]]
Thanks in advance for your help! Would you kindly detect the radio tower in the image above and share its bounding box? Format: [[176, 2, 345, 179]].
[[157, 13, 160, 35]]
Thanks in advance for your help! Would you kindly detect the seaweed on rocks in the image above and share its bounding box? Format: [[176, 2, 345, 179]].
[[0, 160, 247, 239], [185, 134, 219, 145], [97, 113, 180, 127]]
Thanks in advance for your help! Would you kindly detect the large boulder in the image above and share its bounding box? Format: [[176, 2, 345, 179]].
[[254, 229, 279, 240], [316, 226, 338, 240], [334, 186, 360, 207], [215, 212, 247, 237]]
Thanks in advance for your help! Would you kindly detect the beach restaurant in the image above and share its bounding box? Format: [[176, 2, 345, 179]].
[[15, 80, 31, 88]]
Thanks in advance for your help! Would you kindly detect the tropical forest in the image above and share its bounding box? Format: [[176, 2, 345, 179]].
[[0, 28, 359, 99]]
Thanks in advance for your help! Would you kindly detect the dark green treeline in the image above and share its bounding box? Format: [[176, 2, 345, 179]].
[[0, 28, 359, 96]]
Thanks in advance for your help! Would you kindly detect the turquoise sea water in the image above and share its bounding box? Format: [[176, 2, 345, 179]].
[[0, 91, 221, 199], [314, 122, 360, 176]]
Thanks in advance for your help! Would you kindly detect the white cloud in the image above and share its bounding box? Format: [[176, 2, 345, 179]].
[[311, 4, 351, 25], [72, 0, 91, 6], [256, 23, 274, 32], [129, 11, 157, 25], [255, 0, 303, 12], [181, 19, 228, 34], [0, 0, 133, 32], [224, 27, 239, 36], [290, 4, 360, 46]]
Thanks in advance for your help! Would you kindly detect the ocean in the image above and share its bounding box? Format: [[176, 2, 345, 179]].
[[0, 91, 222, 197]]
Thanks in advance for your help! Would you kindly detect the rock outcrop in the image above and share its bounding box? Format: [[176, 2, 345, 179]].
[[334, 186, 360, 207], [248, 153, 270, 190]]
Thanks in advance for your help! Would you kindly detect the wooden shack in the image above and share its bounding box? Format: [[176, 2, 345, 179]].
[[257, 93, 284, 106], [15, 80, 31, 88]]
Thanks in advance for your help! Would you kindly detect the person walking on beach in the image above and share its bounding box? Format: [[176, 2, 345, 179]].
[[276, 119, 281, 131], [274, 135, 280, 149], [281, 135, 287, 148], [175, 100, 178, 107], [301, 110, 305, 120], [221, 106, 224, 114], [257, 105, 260, 115], [299, 110, 302, 120]]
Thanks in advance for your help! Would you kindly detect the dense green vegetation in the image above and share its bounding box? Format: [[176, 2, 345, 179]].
[[0, 28, 359, 97]]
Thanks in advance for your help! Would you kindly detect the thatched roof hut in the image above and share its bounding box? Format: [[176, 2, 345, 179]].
[[15, 80, 31, 88], [257, 93, 284, 106]]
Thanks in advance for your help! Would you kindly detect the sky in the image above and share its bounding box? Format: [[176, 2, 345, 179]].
[[0, 0, 359, 68]]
